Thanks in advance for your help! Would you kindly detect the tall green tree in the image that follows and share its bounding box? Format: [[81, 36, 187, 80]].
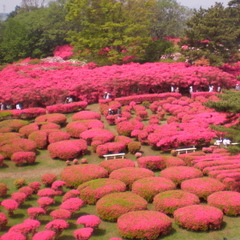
[[150, 0, 192, 39], [180, 3, 240, 66], [66, 0, 155, 65]]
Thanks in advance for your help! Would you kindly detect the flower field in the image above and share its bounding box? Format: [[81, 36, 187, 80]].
[[1, 61, 240, 239]]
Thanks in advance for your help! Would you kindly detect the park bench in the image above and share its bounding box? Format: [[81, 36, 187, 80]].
[[175, 146, 196, 155], [103, 153, 126, 160], [231, 142, 239, 146]]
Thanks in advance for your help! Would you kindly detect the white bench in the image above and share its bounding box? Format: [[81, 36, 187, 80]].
[[103, 153, 126, 160], [175, 146, 196, 155], [231, 142, 239, 146]]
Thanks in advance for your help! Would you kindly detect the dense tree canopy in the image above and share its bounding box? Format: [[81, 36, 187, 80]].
[[65, 0, 156, 65], [180, 3, 240, 66]]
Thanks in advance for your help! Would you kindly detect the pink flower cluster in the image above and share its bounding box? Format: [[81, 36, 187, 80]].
[[53, 45, 74, 59], [137, 156, 166, 170], [117, 210, 172, 240], [11, 151, 36, 166], [76, 215, 101, 228]]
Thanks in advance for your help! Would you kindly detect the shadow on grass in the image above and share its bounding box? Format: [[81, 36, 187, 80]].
[[11, 213, 25, 218]]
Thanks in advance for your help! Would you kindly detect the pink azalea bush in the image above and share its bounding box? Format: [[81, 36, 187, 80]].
[[48, 131, 71, 144], [66, 122, 88, 138], [60, 164, 108, 188], [162, 156, 186, 167], [11, 152, 36, 166], [77, 178, 126, 204], [41, 173, 57, 187], [50, 209, 72, 220], [62, 189, 80, 202], [60, 197, 84, 213], [18, 186, 34, 198], [73, 227, 94, 240], [0, 183, 8, 197], [48, 139, 87, 160], [174, 205, 223, 231], [96, 142, 125, 157], [117, 210, 172, 240], [37, 188, 57, 198], [137, 156, 166, 170], [76, 215, 101, 228], [0, 232, 26, 240], [0, 212, 8, 230], [72, 111, 101, 121], [45, 219, 69, 238], [109, 167, 154, 189], [27, 207, 46, 219], [1, 199, 19, 216], [153, 190, 200, 214], [96, 192, 148, 221], [132, 177, 176, 202], [32, 230, 56, 240], [11, 192, 27, 205], [159, 166, 203, 185], [28, 182, 41, 193], [35, 113, 67, 125], [181, 177, 226, 200], [207, 191, 240, 216], [99, 159, 135, 173], [53, 44, 74, 59], [37, 197, 55, 210], [116, 120, 144, 136]]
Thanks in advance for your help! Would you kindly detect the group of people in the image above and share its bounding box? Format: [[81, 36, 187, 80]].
[[0, 102, 23, 110], [108, 107, 122, 116], [214, 138, 231, 148]]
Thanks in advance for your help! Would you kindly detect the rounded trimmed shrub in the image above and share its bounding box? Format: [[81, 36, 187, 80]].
[[99, 159, 135, 173], [72, 111, 101, 121], [132, 177, 176, 202], [117, 210, 172, 240], [66, 121, 88, 138], [127, 141, 141, 154], [19, 123, 40, 137], [60, 164, 108, 188], [48, 139, 87, 160], [0, 183, 8, 197], [35, 113, 67, 125], [159, 166, 203, 185], [207, 191, 240, 216], [77, 178, 126, 204], [96, 142, 125, 157], [48, 131, 71, 144], [41, 173, 57, 187], [162, 156, 186, 167], [137, 156, 166, 170], [153, 190, 200, 214], [0, 212, 8, 230], [181, 177, 226, 200], [11, 152, 36, 166], [109, 167, 155, 189], [0, 119, 29, 132], [96, 192, 148, 221], [174, 205, 223, 231], [40, 122, 61, 130]]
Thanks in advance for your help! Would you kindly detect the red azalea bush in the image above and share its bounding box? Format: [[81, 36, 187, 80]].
[[132, 177, 176, 202], [17, 186, 34, 198], [48, 139, 87, 160], [0, 183, 8, 197], [27, 207, 46, 219], [137, 156, 166, 170], [99, 159, 135, 173], [60, 164, 108, 188], [96, 142, 125, 157], [72, 111, 101, 121], [73, 227, 94, 240], [60, 197, 84, 213], [153, 190, 200, 214], [11, 152, 36, 166], [41, 173, 57, 187], [45, 219, 69, 238], [181, 177, 226, 200], [77, 178, 126, 204], [207, 191, 240, 216], [96, 192, 148, 221], [0, 138, 37, 159], [109, 167, 155, 189], [32, 230, 56, 240], [76, 215, 101, 228], [174, 205, 223, 231], [48, 131, 71, 144], [159, 166, 203, 185], [117, 210, 172, 240], [66, 122, 88, 138], [80, 128, 115, 145], [0, 212, 8, 230], [35, 113, 67, 125], [50, 209, 72, 220]]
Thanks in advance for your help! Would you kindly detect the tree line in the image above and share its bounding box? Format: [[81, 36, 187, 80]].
[[0, 0, 239, 66]]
